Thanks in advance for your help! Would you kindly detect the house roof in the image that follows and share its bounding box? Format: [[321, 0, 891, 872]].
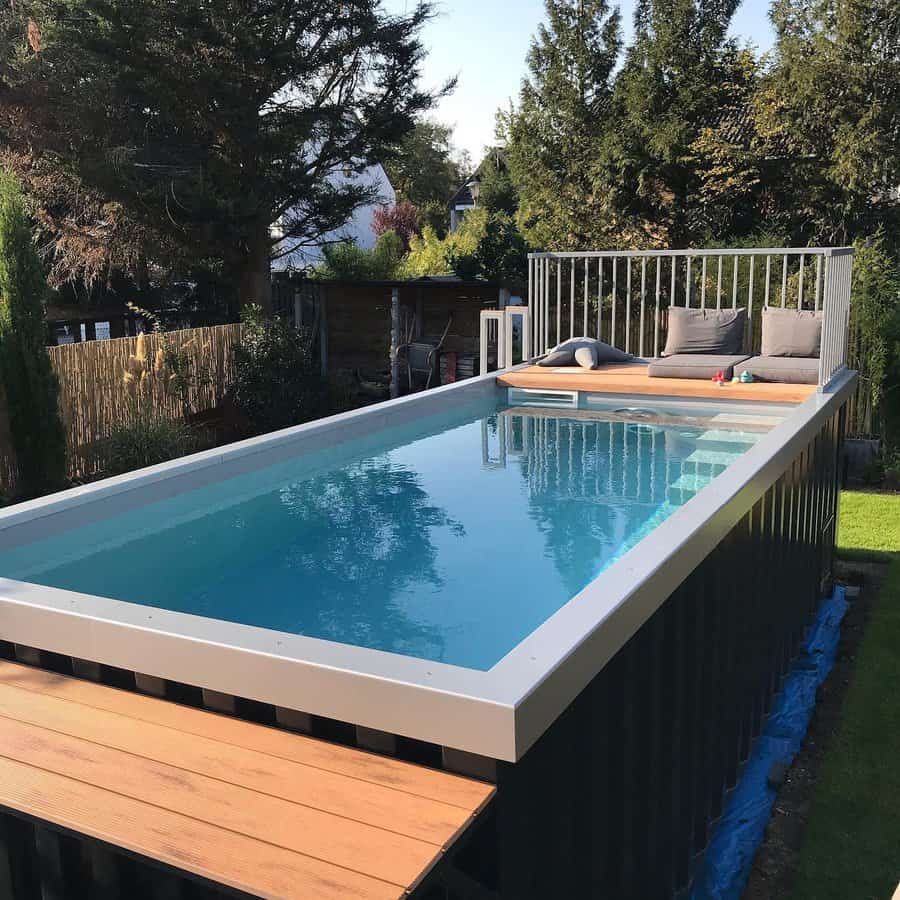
[[450, 183, 476, 208], [44, 303, 131, 324], [447, 147, 508, 209]]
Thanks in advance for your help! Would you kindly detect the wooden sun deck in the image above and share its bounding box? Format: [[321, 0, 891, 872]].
[[0, 661, 495, 899], [498, 363, 817, 404]]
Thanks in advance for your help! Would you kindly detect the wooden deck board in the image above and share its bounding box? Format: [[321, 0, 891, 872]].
[[0, 660, 485, 810], [0, 662, 495, 899], [497, 363, 817, 404]]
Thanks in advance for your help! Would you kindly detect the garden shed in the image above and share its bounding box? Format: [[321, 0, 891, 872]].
[[271, 274, 513, 396]]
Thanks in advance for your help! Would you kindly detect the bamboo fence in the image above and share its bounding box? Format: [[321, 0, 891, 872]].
[[0, 323, 242, 494]]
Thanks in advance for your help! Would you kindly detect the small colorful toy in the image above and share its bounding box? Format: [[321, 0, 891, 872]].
[[740, 369, 754, 383], [711, 369, 726, 385], [731, 376, 740, 383]]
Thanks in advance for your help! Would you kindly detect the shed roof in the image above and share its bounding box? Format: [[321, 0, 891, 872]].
[[305, 275, 502, 290]]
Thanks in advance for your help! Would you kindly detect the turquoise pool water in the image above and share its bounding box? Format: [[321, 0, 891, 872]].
[[0, 399, 767, 670]]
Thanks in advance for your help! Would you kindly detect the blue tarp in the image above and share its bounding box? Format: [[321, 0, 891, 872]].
[[691, 586, 849, 900]]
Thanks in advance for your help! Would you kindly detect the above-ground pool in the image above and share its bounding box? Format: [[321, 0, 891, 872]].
[[0, 372, 853, 762], [0, 398, 773, 671]]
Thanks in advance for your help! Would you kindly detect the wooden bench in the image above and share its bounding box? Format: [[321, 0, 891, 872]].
[[0, 660, 495, 899]]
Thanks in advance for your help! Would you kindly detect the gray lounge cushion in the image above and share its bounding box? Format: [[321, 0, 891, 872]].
[[734, 356, 819, 385], [538, 337, 633, 369], [760, 307, 823, 358], [663, 307, 747, 356], [647, 354, 750, 380]]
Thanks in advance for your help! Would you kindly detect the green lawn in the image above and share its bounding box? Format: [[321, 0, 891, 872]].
[[791, 491, 900, 900], [837, 490, 900, 562]]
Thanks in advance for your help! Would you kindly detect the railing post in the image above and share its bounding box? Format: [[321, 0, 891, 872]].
[[480, 309, 507, 376], [818, 249, 854, 390], [504, 306, 530, 368]]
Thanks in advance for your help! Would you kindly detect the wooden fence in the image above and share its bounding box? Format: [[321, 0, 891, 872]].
[[0, 323, 242, 494]]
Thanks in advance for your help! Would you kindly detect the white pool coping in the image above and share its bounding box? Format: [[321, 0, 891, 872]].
[[0, 368, 857, 761]]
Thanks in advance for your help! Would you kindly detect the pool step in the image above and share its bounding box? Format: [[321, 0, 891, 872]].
[[684, 448, 745, 467], [668, 472, 715, 505], [668, 471, 716, 492], [667, 456, 734, 504], [694, 429, 759, 447], [709, 413, 784, 428]]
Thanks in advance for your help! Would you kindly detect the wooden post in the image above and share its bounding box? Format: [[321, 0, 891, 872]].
[[108, 316, 126, 339], [293, 289, 302, 328], [318, 286, 328, 377], [390, 287, 400, 399], [415, 286, 424, 339]]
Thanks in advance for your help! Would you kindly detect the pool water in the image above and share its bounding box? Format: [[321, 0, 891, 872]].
[[0, 400, 768, 670]]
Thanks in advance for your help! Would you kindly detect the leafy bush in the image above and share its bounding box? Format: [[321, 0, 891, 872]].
[[316, 231, 403, 281], [400, 209, 486, 278], [102, 417, 202, 475], [228, 304, 320, 435], [399, 207, 528, 289], [849, 233, 900, 439], [0, 171, 67, 497], [884, 449, 900, 492]]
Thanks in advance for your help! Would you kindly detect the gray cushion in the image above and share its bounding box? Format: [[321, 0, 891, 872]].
[[538, 337, 633, 368], [663, 307, 747, 356], [647, 354, 750, 380], [734, 356, 819, 385], [760, 307, 823, 358]]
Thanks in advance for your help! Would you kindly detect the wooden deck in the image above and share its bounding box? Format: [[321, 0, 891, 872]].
[[0, 661, 495, 899], [498, 363, 817, 404]]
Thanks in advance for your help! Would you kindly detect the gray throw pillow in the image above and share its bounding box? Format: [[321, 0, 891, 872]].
[[573, 345, 598, 369], [662, 307, 747, 356], [537, 337, 632, 368], [760, 307, 823, 358]]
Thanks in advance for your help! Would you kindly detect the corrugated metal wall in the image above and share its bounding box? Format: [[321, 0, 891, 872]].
[[493, 406, 843, 899]]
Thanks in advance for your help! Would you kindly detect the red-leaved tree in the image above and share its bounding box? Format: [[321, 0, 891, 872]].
[[372, 201, 420, 252]]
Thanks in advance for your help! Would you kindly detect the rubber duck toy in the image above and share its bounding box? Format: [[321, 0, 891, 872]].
[[740, 369, 754, 384]]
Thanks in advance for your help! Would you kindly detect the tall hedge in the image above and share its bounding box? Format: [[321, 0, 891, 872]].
[[0, 172, 66, 496]]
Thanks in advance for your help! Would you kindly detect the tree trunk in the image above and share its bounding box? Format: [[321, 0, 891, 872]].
[[237, 216, 272, 311]]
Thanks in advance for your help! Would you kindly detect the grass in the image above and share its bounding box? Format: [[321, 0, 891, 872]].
[[836, 490, 900, 562], [791, 491, 900, 899]]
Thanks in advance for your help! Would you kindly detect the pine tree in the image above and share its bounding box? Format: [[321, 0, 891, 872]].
[[1, 1, 444, 305], [0, 172, 66, 496], [604, 0, 745, 246], [765, 0, 900, 243], [505, 0, 622, 250]]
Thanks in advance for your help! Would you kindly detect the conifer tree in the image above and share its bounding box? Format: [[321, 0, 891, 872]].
[[604, 0, 745, 245], [505, 0, 622, 250], [1, 1, 443, 304], [765, 0, 900, 243], [0, 172, 66, 496]]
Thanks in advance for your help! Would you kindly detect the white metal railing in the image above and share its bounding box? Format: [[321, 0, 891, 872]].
[[510, 247, 854, 389], [817, 249, 854, 388]]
